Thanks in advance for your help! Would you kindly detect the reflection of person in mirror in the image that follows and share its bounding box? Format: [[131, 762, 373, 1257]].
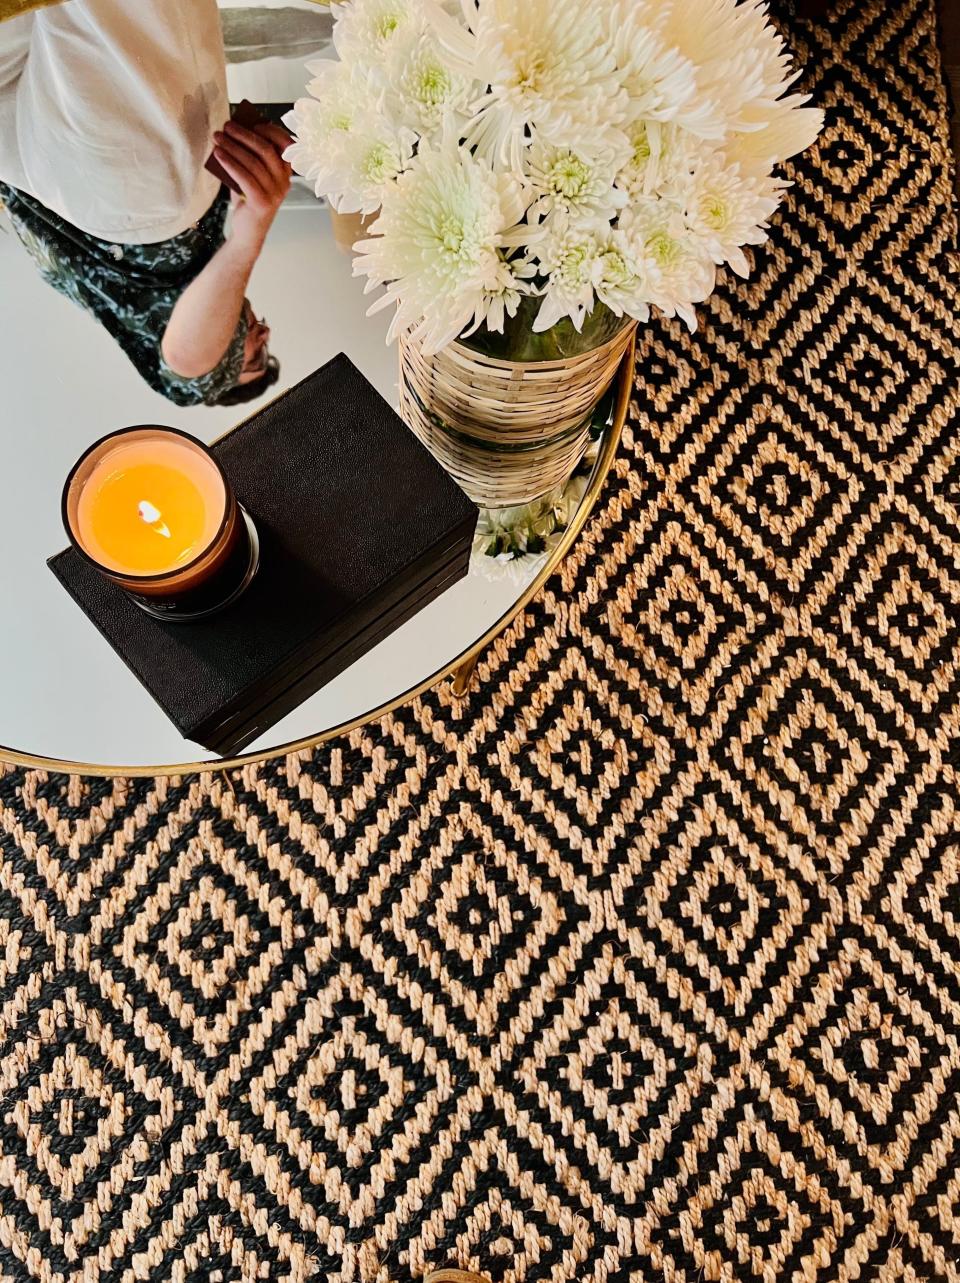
[[0, 0, 290, 406]]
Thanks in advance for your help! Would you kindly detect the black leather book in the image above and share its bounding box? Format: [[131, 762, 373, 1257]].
[[49, 354, 478, 755]]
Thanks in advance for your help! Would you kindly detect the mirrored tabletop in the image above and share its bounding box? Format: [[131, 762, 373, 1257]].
[[1, 202, 622, 772], [0, 0, 628, 773]]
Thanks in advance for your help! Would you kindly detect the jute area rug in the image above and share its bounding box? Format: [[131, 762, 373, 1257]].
[[1, 0, 958, 1279]]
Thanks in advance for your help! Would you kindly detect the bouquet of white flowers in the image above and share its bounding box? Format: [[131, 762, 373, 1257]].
[[284, 0, 822, 356]]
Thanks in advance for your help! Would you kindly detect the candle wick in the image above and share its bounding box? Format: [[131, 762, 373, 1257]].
[[138, 499, 172, 539]]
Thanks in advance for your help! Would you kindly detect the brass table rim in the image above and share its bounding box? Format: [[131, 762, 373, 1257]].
[[1, 336, 634, 778]]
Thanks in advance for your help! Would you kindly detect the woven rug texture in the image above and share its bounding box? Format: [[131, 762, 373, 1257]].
[[1, 0, 959, 1279]]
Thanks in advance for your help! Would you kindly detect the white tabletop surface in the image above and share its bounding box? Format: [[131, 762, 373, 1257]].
[[1, 205, 572, 770]]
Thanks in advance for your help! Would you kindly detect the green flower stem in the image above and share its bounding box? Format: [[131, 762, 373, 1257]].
[[460, 296, 629, 362]]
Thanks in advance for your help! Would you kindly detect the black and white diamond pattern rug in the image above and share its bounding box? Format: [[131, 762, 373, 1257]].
[[1, 0, 959, 1279]]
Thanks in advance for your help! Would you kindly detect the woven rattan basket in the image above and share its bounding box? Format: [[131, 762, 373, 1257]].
[[399, 318, 637, 507]]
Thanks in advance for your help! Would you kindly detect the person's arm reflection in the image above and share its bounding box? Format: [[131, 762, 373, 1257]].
[[0, 0, 289, 408], [161, 123, 291, 393]]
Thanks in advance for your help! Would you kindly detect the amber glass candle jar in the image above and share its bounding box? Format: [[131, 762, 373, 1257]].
[[62, 426, 258, 620]]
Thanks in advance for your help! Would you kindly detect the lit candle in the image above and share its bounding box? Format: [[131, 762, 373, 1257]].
[[62, 427, 258, 620]]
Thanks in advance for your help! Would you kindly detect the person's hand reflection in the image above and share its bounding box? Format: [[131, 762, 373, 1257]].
[[212, 122, 292, 255]]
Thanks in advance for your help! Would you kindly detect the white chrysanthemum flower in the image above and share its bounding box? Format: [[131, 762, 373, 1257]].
[[659, 0, 819, 142], [615, 120, 705, 199], [332, 0, 425, 67], [430, 0, 626, 168], [596, 230, 650, 323], [283, 98, 338, 192], [619, 198, 715, 330], [383, 28, 475, 133], [605, 0, 722, 139], [302, 56, 365, 122], [526, 132, 630, 222], [283, 62, 366, 188], [313, 110, 418, 213], [293, 0, 824, 349], [672, 151, 784, 276], [531, 216, 610, 332], [726, 99, 825, 177], [354, 134, 534, 352]]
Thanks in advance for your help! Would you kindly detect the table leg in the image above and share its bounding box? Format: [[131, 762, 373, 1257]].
[[451, 653, 478, 697]]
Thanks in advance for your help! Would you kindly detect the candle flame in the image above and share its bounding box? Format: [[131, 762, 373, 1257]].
[[138, 499, 172, 539]]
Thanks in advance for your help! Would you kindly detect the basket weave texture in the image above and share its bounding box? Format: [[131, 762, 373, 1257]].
[[399, 319, 637, 507]]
